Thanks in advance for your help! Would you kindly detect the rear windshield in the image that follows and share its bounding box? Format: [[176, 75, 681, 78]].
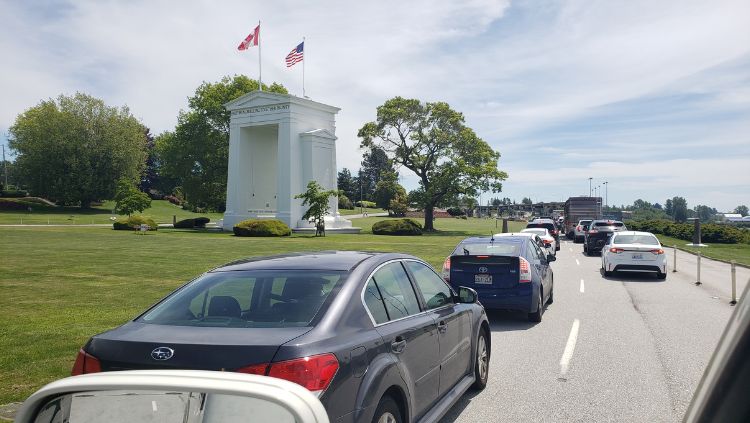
[[579, 220, 592, 224], [139, 270, 345, 328], [613, 234, 659, 245], [454, 242, 521, 256], [594, 221, 625, 227], [522, 228, 548, 236], [526, 223, 555, 230]]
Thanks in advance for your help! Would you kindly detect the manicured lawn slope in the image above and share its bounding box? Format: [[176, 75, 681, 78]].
[[0, 218, 523, 403], [655, 234, 750, 267], [0, 200, 223, 225]]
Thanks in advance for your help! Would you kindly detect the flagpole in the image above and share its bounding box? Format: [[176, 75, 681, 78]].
[[302, 37, 306, 98], [258, 20, 263, 91]]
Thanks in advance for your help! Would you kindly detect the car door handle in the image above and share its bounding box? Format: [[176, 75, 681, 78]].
[[391, 337, 407, 354], [438, 321, 448, 333]]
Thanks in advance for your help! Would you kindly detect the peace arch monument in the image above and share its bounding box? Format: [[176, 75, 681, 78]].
[[222, 91, 357, 232]]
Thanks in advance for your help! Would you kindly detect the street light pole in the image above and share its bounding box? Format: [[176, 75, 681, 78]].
[[588, 177, 593, 197], [603, 181, 608, 209], [2, 144, 7, 187]]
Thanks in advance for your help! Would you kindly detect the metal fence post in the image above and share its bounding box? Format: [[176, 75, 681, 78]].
[[695, 252, 702, 285], [672, 245, 677, 272], [729, 260, 737, 305]]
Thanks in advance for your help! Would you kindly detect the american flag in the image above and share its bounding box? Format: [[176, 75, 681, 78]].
[[285, 42, 304, 67]]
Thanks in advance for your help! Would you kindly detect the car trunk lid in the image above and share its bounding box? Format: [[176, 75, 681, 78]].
[[450, 255, 520, 289], [86, 321, 312, 371]]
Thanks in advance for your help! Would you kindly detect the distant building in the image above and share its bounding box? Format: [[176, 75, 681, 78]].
[[722, 213, 744, 222]]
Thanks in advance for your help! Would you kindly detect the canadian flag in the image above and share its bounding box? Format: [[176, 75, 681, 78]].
[[237, 25, 260, 50]]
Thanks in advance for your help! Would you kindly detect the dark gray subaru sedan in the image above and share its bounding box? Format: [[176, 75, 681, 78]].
[[71, 251, 490, 423]]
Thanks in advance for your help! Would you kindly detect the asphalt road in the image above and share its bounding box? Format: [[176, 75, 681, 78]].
[[440, 240, 742, 423]]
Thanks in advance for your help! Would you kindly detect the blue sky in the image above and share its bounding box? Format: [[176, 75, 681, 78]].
[[1, 0, 748, 211]]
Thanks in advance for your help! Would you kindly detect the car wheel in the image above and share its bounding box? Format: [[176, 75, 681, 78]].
[[528, 290, 543, 322], [656, 271, 667, 280], [472, 329, 490, 390], [372, 395, 402, 423]]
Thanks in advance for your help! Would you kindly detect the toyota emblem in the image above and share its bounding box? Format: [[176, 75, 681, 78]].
[[151, 347, 174, 361], [478, 266, 488, 273]]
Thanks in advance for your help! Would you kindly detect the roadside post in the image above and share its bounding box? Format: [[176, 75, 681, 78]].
[[672, 245, 677, 272], [730, 261, 737, 305], [695, 251, 702, 285], [502, 218, 508, 233]]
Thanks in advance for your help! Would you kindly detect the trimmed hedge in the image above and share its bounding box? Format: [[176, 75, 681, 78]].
[[626, 219, 748, 244], [372, 218, 423, 236], [355, 200, 377, 208], [0, 197, 57, 211], [113, 215, 158, 231], [233, 219, 291, 237], [447, 207, 465, 217], [173, 217, 211, 229]]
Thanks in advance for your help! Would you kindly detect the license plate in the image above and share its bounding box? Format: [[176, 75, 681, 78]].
[[632, 253, 643, 260], [475, 274, 492, 285]]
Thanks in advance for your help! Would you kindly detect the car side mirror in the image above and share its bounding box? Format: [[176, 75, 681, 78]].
[[457, 286, 478, 304], [547, 254, 556, 262]]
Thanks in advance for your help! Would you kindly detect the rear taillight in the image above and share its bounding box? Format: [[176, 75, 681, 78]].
[[577, 225, 582, 231], [543, 240, 552, 245], [651, 249, 665, 255], [71, 349, 101, 376], [519, 257, 532, 283], [442, 257, 451, 282], [236, 363, 269, 375], [267, 353, 339, 395], [609, 247, 624, 254]]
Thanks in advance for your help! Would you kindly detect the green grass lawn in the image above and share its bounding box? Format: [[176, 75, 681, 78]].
[[0, 200, 224, 225], [0, 217, 524, 404], [655, 234, 750, 267], [337, 207, 386, 216]]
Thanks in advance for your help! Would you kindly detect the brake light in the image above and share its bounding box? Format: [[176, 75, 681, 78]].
[[577, 225, 582, 231], [543, 239, 552, 245], [519, 257, 532, 283], [71, 349, 101, 376], [236, 363, 269, 375], [442, 257, 451, 281], [267, 353, 339, 395], [476, 255, 489, 258], [609, 247, 624, 254], [650, 249, 665, 255]]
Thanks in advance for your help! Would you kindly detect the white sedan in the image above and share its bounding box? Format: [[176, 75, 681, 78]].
[[521, 228, 557, 256], [601, 231, 667, 279]]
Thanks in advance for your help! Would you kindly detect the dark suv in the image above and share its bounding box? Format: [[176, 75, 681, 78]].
[[584, 220, 627, 255], [526, 219, 560, 250]]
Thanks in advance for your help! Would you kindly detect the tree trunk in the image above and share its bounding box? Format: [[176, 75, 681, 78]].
[[424, 204, 435, 232]]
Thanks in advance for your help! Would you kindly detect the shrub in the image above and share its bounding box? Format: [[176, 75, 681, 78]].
[[372, 218, 423, 236], [447, 207, 465, 216], [164, 195, 183, 206], [0, 198, 28, 210], [626, 219, 745, 244], [233, 219, 291, 237], [1, 189, 28, 198], [338, 195, 354, 210], [173, 217, 211, 229], [113, 215, 158, 231], [355, 200, 377, 208]]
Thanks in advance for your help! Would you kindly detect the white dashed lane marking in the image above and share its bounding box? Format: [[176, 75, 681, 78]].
[[560, 319, 581, 376], [580, 279, 585, 293], [575, 259, 580, 266]]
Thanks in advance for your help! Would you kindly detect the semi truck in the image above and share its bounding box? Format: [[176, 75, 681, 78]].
[[564, 197, 601, 239]]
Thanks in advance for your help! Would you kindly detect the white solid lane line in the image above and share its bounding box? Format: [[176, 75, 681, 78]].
[[580, 279, 585, 293], [575, 259, 580, 266], [560, 319, 581, 376]]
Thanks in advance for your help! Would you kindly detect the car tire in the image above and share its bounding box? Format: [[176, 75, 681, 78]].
[[472, 329, 490, 390], [372, 395, 402, 423], [547, 282, 554, 304], [528, 290, 543, 322], [583, 243, 588, 253], [656, 271, 667, 280]]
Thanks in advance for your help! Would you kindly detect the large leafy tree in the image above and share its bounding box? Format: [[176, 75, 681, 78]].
[[671, 196, 688, 222], [295, 181, 340, 237], [372, 171, 407, 214], [157, 75, 287, 211], [9, 93, 148, 207], [114, 179, 151, 216], [359, 97, 507, 231], [734, 205, 748, 216]]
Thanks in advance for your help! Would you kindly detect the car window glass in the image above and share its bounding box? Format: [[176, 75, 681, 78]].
[[371, 262, 421, 320], [614, 234, 660, 245], [363, 278, 389, 324], [533, 242, 547, 260], [140, 270, 345, 328], [455, 242, 520, 255], [405, 261, 454, 310], [527, 242, 540, 261]]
